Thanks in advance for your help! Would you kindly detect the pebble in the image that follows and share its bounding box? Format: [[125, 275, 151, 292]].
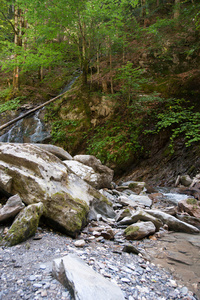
[[74, 239, 86, 247]]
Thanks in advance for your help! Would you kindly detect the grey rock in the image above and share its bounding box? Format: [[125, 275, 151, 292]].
[[115, 208, 133, 222], [0, 194, 25, 222], [88, 199, 116, 221], [0, 171, 12, 193], [176, 213, 200, 229], [129, 194, 152, 207], [64, 160, 107, 189], [180, 175, 192, 187], [74, 239, 86, 247], [124, 221, 156, 240], [118, 195, 139, 208], [52, 254, 125, 300], [33, 143, 72, 160], [145, 209, 200, 234], [118, 209, 163, 231]]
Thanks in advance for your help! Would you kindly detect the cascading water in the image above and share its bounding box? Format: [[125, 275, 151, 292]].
[[157, 187, 190, 205], [0, 74, 79, 144], [0, 108, 50, 143]]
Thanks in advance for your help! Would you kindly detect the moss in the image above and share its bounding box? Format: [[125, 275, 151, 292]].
[[186, 198, 197, 205], [124, 208, 130, 213], [2, 203, 43, 246], [124, 225, 140, 236], [88, 186, 112, 206], [128, 183, 138, 189]]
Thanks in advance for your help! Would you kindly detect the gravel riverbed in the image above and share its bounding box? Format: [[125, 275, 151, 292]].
[[0, 225, 198, 300]]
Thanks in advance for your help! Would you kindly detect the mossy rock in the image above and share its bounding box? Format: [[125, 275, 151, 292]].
[[44, 192, 89, 237], [124, 225, 140, 235], [2, 202, 44, 247]]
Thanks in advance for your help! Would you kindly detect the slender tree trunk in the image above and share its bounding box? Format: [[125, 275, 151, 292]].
[[174, 0, 180, 19], [13, 6, 19, 91], [109, 39, 114, 94], [38, 66, 44, 80], [141, 0, 146, 18], [97, 45, 100, 86]]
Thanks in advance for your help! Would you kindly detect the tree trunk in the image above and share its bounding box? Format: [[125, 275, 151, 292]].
[[141, 0, 146, 18], [109, 38, 114, 94], [13, 6, 19, 91], [174, 0, 180, 19], [38, 66, 44, 81], [97, 46, 100, 86]]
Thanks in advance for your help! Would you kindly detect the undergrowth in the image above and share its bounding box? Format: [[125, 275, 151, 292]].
[[0, 97, 22, 113], [145, 98, 200, 153]]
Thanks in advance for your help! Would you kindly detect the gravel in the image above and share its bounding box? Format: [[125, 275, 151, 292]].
[[0, 225, 198, 300]]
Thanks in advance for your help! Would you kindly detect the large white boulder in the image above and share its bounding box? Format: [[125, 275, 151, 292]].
[[64, 160, 101, 189], [73, 154, 114, 188]]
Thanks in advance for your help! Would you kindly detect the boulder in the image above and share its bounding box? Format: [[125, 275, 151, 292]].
[[145, 209, 200, 234], [119, 181, 146, 194], [52, 254, 125, 300], [0, 170, 12, 194], [88, 199, 116, 221], [0, 143, 110, 237], [0, 194, 25, 222], [118, 195, 139, 208], [118, 209, 163, 231], [179, 175, 192, 187], [73, 155, 114, 188], [2, 202, 44, 246], [64, 160, 103, 189], [124, 221, 156, 240], [128, 194, 152, 208], [115, 208, 133, 222], [32, 143, 73, 160], [178, 198, 200, 219], [176, 214, 200, 230]]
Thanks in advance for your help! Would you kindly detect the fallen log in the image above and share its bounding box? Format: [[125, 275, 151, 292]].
[[0, 88, 74, 131]]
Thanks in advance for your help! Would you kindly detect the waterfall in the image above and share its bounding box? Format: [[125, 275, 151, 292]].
[[0, 74, 79, 143], [0, 109, 50, 143]]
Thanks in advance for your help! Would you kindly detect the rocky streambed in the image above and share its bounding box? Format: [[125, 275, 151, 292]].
[[0, 142, 200, 300]]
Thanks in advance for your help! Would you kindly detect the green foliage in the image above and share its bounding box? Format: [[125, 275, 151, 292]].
[[0, 87, 12, 99], [145, 98, 200, 153], [0, 98, 21, 113], [186, 198, 197, 206], [51, 119, 79, 145], [86, 119, 141, 164]]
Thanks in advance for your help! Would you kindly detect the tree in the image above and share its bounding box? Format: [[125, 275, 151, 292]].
[[116, 62, 146, 106]]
